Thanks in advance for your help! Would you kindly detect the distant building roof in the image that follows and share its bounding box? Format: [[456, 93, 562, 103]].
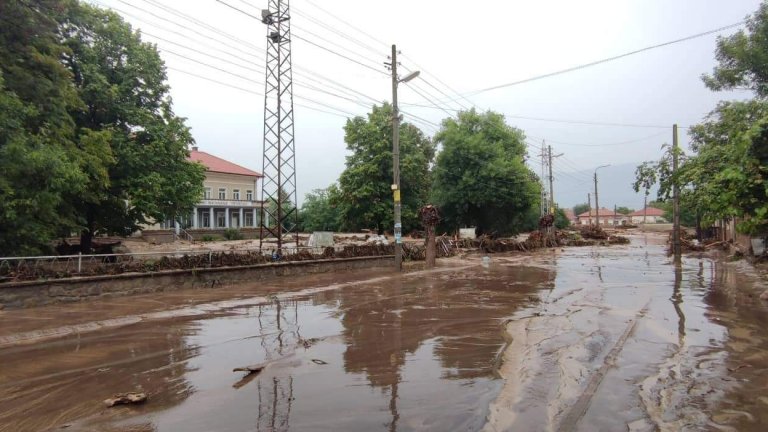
[[577, 207, 618, 218], [188, 149, 262, 177], [564, 209, 577, 221], [629, 207, 665, 217]]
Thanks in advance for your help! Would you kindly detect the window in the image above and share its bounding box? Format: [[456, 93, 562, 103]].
[[245, 211, 254, 227], [218, 188, 226, 200], [202, 211, 210, 228], [246, 190, 253, 201], [233, 189, 240, 200], [204, 187, 211, 199], [216, 212, 226, 228]]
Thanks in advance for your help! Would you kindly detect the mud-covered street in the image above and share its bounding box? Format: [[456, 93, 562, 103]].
[[1, 232, 767, 432]]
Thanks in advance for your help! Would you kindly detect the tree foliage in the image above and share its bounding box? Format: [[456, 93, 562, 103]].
[[703, 2, 768, 97], [336, 103, 434, 233], [636, 0, 768, 235], [300, 186, 341, 232], [554, 207, 570, 229], [573, 203, 590, 216], [431, 109, 540, 235], [0, 0, 204, 255]]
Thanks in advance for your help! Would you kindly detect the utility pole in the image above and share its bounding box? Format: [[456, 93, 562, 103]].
[[547, 144, 563, 216], [672, 124, 681, 260], [385, 46, 420, 271], [593, 165, 609, 227], [390, 44, 402, 270], [540, 142, 547, 217], [588, 193, 592, 226], [643, 194, 647, 225], [594, 172, 600, 227]]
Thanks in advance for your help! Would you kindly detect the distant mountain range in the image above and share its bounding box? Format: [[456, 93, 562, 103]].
[[551, 162, 658, 212]]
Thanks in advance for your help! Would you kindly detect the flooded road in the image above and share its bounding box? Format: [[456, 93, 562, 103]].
[[1, 233, 767, 431]]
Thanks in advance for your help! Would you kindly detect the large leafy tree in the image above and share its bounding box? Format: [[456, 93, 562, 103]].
[[431, 109, 540, 235], [0, 0, 87, 255], [0, 1, 204, 255], [59, 2, 205, 251], [632, 2, 768, 235], [300, 186, 341, 232], [337, 103, 434, 233], [573, 203, 590, 216]]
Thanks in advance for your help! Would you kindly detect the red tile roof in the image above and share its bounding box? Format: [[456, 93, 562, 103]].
[[188, 150, 262, 177], [629, 207, 665, 217], [577, 207, 618, 218], [564, 209, 577, 221]]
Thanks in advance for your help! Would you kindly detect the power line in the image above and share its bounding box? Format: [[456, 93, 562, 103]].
[[463, 21, 745, 97], [214, 0, 261, 20], [526, 131, 669, 147], [96, 0, 386, 112], [303, 0, 389, 49], [168, 67, 355, 118], [290, 33, 389, 76]]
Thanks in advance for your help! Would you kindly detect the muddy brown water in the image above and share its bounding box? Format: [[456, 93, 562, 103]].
[[0, 233, 767, 431]]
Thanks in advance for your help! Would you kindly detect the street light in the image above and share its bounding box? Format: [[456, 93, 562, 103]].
[[390, 44, 420, 271], [593, 164, 610, 227]]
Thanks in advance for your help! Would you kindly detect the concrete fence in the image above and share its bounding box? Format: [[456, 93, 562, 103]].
[[0, 255, 393, 309]]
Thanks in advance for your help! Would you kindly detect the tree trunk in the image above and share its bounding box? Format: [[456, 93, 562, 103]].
[[80, 207, 95, 253]]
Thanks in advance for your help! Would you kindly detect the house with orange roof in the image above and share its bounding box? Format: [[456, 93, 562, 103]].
[[628, 207, 666, 224], [576, 207, 628, 226]]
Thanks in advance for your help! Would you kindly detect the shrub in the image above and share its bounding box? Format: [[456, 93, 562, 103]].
[[223, 228, 244, 240]]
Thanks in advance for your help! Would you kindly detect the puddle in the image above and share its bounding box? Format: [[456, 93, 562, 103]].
[[1, 234, 767, 431]]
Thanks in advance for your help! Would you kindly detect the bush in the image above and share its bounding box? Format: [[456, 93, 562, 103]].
[[223, 228, 244, 240], [201, 235, 219, 242]]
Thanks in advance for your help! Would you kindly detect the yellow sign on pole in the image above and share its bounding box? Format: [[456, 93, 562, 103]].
[[393, 189, 401, 202]]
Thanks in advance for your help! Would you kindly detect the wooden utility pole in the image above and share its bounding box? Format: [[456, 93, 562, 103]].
[[672, 124, 681, 259], [587, 193, 592, 225]]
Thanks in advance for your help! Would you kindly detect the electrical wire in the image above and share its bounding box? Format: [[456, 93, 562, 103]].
[[463, 21, 745, 97]]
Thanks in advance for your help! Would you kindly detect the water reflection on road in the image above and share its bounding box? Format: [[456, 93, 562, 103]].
[[1, 233, 767, 431]]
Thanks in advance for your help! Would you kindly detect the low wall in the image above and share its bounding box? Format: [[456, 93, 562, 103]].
[[0, 256, 393, 309]]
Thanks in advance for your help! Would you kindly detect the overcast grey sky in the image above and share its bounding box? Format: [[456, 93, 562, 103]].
[[94, 0, 759, 208]]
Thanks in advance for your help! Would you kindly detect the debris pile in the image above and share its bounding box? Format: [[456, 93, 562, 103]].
[[579, 225, 609, 240]]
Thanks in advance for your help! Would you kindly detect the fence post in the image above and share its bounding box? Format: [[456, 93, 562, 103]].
[[77, 252, 82, 274], [208, 251, 212, 268]]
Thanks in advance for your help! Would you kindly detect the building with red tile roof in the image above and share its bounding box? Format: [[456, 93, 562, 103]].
[[628, 207, 667, 224], [151, 147, 267, 233], [576, 207, 628, 226], [188, 149, 262, 177]]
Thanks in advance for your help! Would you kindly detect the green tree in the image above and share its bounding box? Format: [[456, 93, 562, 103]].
[[703, 2, 768, 97], [554, 207, 570, 229], [0, 1, 205, 254], [573, 203, 590, 216], [336, 103, 434, 233], [615, 206, 634, 215], [431, 109, 540, 235], [59, 3, 205, 251], [300, 186, 341, 232], [0, 0, 88, 255]]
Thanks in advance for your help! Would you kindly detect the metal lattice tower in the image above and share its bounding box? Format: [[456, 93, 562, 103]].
[[259, 0, 298, 254]]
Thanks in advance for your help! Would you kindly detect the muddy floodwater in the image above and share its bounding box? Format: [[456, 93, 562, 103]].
[[1, 233, 767, 431]]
